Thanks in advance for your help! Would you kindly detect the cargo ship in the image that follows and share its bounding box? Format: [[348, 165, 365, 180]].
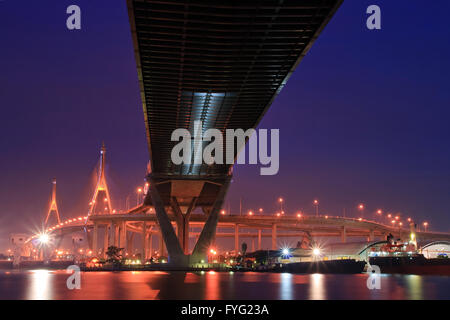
[[368, 234, 450, 275]]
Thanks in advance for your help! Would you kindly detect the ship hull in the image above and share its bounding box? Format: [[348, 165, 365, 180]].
[[282, 259, 366, 274], [369, 256, 450, 275]]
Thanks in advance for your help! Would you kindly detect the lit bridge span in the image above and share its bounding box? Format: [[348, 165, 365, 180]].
[[44, 211, 450, 260]]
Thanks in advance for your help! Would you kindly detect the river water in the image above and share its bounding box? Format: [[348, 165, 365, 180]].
[[0, 270, 449, 300]]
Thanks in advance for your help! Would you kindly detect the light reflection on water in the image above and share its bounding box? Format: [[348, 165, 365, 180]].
[[0, 270, 449, 300], [309, 274, 325, 300], [27, 270, 52, 300]]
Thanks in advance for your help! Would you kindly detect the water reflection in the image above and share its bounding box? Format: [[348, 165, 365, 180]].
[[0, 270, 447, 300], [406, 275, 423, 300], [280, 273, 293, 300], [308, 274, 326, 300], [27, 270, 52, 300], [205, 271, 219, 300]]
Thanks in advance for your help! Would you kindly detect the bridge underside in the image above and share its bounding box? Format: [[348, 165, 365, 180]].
[[127, 0, 343, 265]]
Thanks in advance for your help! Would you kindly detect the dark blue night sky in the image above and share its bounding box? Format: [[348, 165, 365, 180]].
[[1, 1, 449, 250]]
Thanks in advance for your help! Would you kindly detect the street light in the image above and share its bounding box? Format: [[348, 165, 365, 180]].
[[376, 209, 383, 223], [423, 222, 429, 232], [313, 199, 319, 217], [358, 203, 364, 219], [137, 187, 143, 205], [278, 198, 284, 214]]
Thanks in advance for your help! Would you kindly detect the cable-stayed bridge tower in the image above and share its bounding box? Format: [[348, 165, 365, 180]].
[[88, 143, 113, 216], [44, 178, 61, 227]]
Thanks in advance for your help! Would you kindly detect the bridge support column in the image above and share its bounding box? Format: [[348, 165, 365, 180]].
[[191, 177, 231, 264], [369, 230, 375, 242], [114, 223, 119, 247], [146, 232, 152, 260], [341, 226, 347, 243], [148, 178, 185, 265], [104, 223, 110, 258], [142, 222, 147, 262], [159, 230, 165, 257], [92, 222, 98, 256], [120, 221, 127, 254], [272, 224, 277, 250], [127, 232, 135, 256], [109, 221, 114, 247], [171, 197, 196, 255], [234, 224, 239, 254], [258, 229, 262, 250]]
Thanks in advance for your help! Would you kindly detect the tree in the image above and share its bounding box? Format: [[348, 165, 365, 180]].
[[105, 246, 123, 265], [241, 242, 247, 256]]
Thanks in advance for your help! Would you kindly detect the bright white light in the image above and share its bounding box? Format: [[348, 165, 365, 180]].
[[313, 248, 321, 256], [38, 234, 49, 244], [282, 248, 290, 256]]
